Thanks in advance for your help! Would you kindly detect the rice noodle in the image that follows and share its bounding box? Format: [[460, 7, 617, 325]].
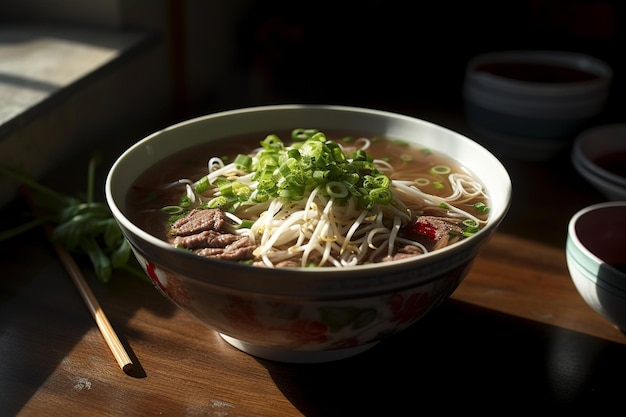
[[161, 132, 490, 267]]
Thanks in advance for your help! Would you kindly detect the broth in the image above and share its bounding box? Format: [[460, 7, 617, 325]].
[[127, 130, 490, 267]]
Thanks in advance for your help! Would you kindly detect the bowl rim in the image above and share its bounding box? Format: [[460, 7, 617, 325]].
[[566, 248, 626, 294], [567, 201, 626, 280], [571, 153, 626, 200], [465, 50, 613, 97], [572, 123, 626, 187], [105, 104, 512, 291]]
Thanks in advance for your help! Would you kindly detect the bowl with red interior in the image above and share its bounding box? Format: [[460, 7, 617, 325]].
[[105, 104, 512, 363]]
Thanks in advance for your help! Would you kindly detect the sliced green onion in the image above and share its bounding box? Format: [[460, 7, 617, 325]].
[[372, 175, 390, 188], [368, 187, 393, 205], [313, 170, 328, 181], [287, 149, 301, 160], [232, 182, 251, 201], [359, 195, 374, 210], [462, 219, 479, 228], [195, 176, 210, 194], [431, 165, 451, 175], [238, 219, 255, 229], [350, 149, 370, 162], [207, 196, 230, 208], [234, 154, 253, 171], [309, 132, 327, 143], [473, 202, 490, 214], [462, 219, 481, 236], [292, 128, 319, 141], [172, 128, 398, 211], [250, 191, 269, 203], [179, 195, 192, 208], [217, 180, 234, 197], [278, 186, 304, 201], [326, 181, 349, 198], [261, 134, 283, 150]]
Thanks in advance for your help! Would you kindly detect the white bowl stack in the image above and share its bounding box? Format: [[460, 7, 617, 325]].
[[463, 50, 613, 161], [571, 124, 626, 201]]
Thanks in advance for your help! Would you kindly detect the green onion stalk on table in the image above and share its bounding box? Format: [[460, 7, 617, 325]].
[[0, 157, 146, 284]]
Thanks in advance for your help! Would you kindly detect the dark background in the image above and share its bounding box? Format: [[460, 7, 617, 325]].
[[192, 0, 625, 124]]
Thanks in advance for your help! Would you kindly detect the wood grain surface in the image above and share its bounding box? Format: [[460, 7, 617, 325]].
[[2, 111, 625, 416]]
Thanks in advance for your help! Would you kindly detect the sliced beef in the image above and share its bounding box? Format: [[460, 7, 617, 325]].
[[170, 208, 225, 236], [380, 244, 424, 262], [173, 230, 241, 249], [400, 215, 464, 252], [169, 208, 257, 262], [195, 236, 257, 261]]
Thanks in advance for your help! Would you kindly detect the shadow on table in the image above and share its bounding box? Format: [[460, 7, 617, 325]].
[[0, 226, 176, 416], [262, 299, 625, 415]]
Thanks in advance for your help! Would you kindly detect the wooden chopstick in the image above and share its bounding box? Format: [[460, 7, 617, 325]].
[[18, 185, 133, 374], [50, 238, 134, 373]]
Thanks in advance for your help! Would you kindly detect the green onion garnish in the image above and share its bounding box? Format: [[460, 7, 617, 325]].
[[431, 165, 451, 175], [227, 130, 395, 210], [473, 202, 490, 214]]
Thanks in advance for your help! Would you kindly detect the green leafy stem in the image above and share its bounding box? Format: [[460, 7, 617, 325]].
[[0, 157, 146, 284]]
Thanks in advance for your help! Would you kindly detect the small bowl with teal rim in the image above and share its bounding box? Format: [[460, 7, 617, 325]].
[[566, 201, 626, 332]]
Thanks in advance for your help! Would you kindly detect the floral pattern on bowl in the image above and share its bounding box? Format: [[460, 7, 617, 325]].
[[135, 248, 470, 352]]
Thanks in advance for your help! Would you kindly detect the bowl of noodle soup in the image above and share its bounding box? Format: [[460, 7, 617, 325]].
[[106, 104, 512, 363]]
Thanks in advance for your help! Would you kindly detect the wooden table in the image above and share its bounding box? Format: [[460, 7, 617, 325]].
[[2, 109, 625, 416]]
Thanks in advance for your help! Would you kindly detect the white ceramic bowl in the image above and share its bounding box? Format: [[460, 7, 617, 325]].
[[463, 50, 613, 161], [572, 124, 626, 200], [106, 104, 512, 363], [566, 202, 626, 331]]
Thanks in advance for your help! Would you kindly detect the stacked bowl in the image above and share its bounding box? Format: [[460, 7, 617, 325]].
[[571, 123, 626, 200], [463, 50, 613, 161]]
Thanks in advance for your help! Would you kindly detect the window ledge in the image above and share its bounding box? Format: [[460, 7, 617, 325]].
[[0, 24, 163, 208], [0, 24, 154, 138]]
